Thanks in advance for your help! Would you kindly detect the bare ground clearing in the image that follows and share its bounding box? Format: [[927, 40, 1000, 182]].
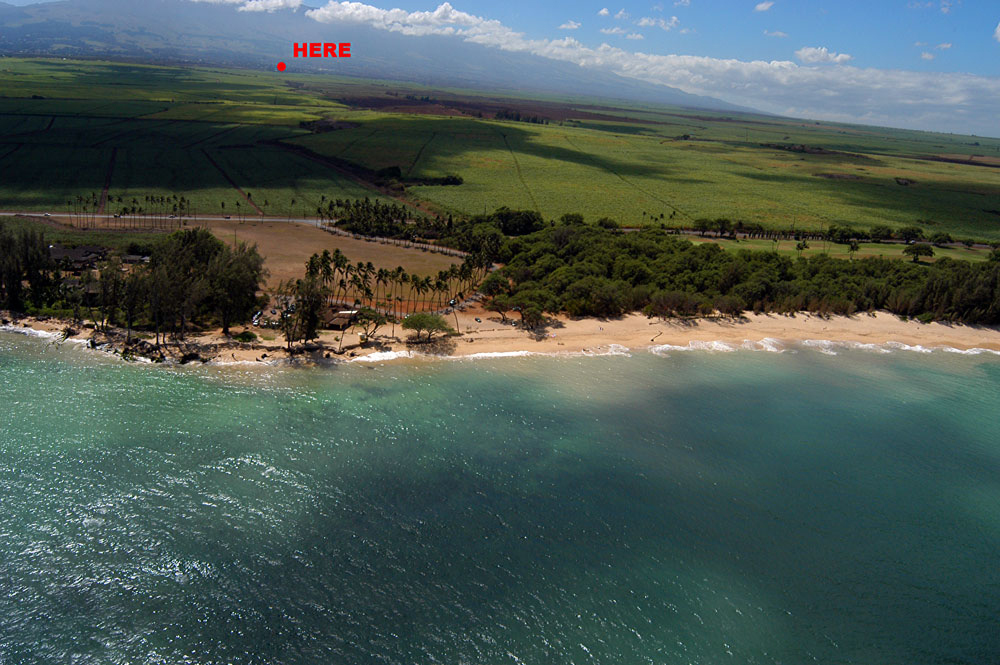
[[202, 219, 460, 287]]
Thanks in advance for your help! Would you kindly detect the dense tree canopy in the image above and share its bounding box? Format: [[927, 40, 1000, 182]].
[[0, 222, 52, 311], [0, 224, 267, 343], [480, 221, 1000, 325]]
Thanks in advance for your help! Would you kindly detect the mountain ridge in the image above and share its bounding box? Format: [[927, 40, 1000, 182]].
[[0, 0, 754, 113]]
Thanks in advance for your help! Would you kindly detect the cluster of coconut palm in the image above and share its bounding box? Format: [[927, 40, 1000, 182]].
[[304, 248, 491, 320]]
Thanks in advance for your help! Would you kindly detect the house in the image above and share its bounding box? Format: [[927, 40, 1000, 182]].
[[48, 244, 106, 273], [325, 309, 359, 330]]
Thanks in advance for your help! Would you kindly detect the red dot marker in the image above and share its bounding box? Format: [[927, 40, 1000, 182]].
[[276, 62, 286, 72]]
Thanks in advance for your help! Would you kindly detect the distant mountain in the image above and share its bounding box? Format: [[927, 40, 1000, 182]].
[[0, 0, 752, 112]]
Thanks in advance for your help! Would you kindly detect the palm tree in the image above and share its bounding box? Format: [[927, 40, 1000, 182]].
[[418, 276, 432, 312], [319, 250, 334, 298], [397, 270, 410, 319], [434, 276, 448, 310], [363, 262, 375, 308], [405, 273, 419, 314], [375, 268, 389, 313], [451, 292, 463, 332]]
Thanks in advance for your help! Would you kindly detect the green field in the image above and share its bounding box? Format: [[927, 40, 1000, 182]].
[[3, 57, 1000, 240], [687, 236, 993, 263], [292, 114, 1000, 239], [0, 59, 381, 218], [0, 214, 165, 251]]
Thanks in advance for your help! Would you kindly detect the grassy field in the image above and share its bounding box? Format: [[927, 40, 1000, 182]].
[[1, 215, 166, 251], [293, 114, 1000, 239], [0, 59, 386, 218], [686, 235, 993, 263], [3, 57, 1000, 242]]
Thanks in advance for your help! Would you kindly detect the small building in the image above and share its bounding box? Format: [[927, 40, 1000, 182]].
[[325, 309, 359, 330], [49, 244, 107, 272]]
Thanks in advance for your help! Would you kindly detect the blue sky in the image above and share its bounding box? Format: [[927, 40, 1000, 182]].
[[375, 0, 999, 77], [295, 0, 1000, 134]]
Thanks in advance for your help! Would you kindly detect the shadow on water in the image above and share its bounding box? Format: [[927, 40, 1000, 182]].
[[2, 347, 1000, 663]]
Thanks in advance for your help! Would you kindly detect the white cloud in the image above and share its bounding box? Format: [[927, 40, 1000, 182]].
[[626, 32, 644, 40], [795, 46, 852, 64], [921, 52, 935, 60], [295, 1, 1000, 135], [936, 42, 952, 49], [240, 0, 301, 9], [764, 30, 787, 38], [598, 7, 609, 16], [614, 8, 630, 19], [673, 0, 690, 6], [907, 1, 933, 8], [754, 1, 774, 11], [190, 0, 302, 9], [995, 22, 1000, 42], [940, 0, 953, 14], [913, 40, 927, 46], [637, 15, 680, 30], [559, 20, 581, 30], [600, 26, 626, 35]]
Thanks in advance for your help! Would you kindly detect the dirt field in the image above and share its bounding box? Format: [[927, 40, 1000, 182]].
[[202, 219, 460, 287]]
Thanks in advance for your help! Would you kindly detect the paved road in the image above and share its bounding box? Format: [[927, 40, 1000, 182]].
[[0, 211, 323, 225]]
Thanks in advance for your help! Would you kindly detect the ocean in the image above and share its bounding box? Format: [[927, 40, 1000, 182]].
[[2, 331, 999, 664]]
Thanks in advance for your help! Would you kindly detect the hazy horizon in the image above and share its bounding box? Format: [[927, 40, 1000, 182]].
[[2, 0, 998, 136]]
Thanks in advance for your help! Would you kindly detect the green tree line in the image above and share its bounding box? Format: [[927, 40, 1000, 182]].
[[475, 217, 1000, 325], [0, 223, 267, 343]]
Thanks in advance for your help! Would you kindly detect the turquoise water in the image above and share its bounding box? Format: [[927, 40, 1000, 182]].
[[2, 333, 999, 665]]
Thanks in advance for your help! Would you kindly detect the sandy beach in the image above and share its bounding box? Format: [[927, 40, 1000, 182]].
[[5, 304, 1000, 364]]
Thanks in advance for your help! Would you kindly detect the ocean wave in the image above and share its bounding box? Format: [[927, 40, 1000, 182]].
[[800, 339, 841, 355], [650, 340, 738, 355], [350, 350, 417, 362], [351, 345, 634, 363], [883, 341, 932, 353], [0, 324, 61, 340], [803, 340, 938, 355], [651, 338, 999, 357], [452, 350, 537, 360], [743, 338, 786, 353], [206, 358, 279, 367], [939, 346, 1000, 355], [581, 344, 632, 357]]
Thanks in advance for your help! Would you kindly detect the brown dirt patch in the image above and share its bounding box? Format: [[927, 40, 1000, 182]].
[[202, 219, 460, 288]]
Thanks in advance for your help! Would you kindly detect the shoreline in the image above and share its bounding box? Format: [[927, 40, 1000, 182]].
[[4, 306, 1000, 366]]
